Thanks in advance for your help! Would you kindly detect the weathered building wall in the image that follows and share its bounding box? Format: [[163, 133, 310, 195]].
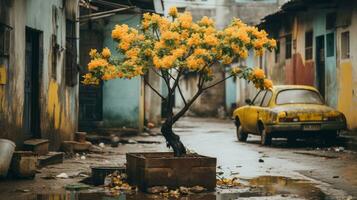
[[79, 13, 160, 131], [0, 0, 79, 150], [102, 14, 143, 129], [336, 2, 357, 130], [260, 0, 357, 129]]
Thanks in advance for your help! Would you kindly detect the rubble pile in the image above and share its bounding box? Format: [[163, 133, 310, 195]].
[[147, 185, 207, 198], [103, 171, 137, 196]]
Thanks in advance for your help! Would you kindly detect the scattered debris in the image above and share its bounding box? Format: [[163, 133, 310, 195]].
[[15, 189, 30, 193], [179, 186, 189, 195], [127, 139, 137, 144], [56, 173, 69, 179], [65, 183, 91, 190], [80, 155, 86, 160], [217, 171, 224, 175], [110, 135, 120, 147], [98, 143, 105, 148], [334, 147, 345, 152], [103, 171, 136, 192], [147, 122, 155, 129], [217, 177, 241, 188], [189, 185, 206, 193], [147, 186, 168, 194], [88, 145, 103, 153]]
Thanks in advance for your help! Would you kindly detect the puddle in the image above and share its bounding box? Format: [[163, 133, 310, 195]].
[[246, 176, 326, 199], [25, 176, 326, 200]]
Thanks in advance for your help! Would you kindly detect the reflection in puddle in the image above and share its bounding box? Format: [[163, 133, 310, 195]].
[[27, 176, 326, 200], [247, 176, 325, 199]]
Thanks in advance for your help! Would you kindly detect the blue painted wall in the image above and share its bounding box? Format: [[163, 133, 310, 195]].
[[313, 12, 337, 107], [102, 14, 142, 128]]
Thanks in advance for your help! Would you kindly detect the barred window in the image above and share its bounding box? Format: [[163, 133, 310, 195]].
[[305, 31, 313, 60], [341, 31, 350, 59], [0, 23, 12, 57]]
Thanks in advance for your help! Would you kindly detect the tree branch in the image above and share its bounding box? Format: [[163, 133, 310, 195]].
[[144, 78, 166, 100], [202, 74, 233, 91], [177, 84, 187, 106], [151, 67, 164, 78]]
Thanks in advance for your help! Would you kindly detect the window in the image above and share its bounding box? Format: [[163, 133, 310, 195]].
[[326, 32, 335, 57], [285, 34, 292, 59], [341, 31, 350, 59], [0, 23, 12, 57], [51, 34, 58, 79], [276, 89, 323, 105], [275, 41, 280, 63], [261, 91, 272, 107], [305, 31, 313, 60], [65, 20, 78, 86], [252, 90, 265, 106]]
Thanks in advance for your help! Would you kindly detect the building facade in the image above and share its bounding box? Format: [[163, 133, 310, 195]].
[[79, 1, 162, 133], [0, 0, 79, 150], [257, 0, 357, 129], [162, 0, 286, 116]]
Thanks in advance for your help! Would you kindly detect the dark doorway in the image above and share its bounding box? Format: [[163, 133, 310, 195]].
[[78, 31, 103, 131], [24, 28, 41, 139], [78, 81, 103, 131], [315, 35, 325, 98]]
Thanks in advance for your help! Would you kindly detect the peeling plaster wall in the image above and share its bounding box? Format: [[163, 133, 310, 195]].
[[336, 2, 357, 130], [260, 2, 357, 129], [102, 14, 143, 129], [0, 0, 79, 149]]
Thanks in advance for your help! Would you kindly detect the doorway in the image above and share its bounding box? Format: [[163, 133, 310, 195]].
[[315, 35, 325, 98], [24, 28, 41, 139]]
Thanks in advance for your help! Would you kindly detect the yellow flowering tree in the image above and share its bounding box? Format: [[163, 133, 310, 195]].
[[83, 7, 275, 156]]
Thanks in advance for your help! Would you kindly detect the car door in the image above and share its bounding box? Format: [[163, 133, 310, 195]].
[[244, 91, 266, 134]]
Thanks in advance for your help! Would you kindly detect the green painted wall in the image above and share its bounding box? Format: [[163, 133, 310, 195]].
[[102, 14, 142, 128], [313, 11, 337, 107]]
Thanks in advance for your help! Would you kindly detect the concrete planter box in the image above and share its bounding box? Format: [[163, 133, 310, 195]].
[[126, 152, 216, 191]]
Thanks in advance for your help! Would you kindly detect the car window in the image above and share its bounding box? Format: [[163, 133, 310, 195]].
[[276, 89, 323, 105], [261, 91, 272, 107], [252, 90, 266, 106]]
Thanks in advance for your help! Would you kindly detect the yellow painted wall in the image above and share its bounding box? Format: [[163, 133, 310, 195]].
[[337, 62, 355, 129]]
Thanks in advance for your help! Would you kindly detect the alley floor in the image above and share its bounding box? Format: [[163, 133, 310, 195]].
[[0, 117, 356, 200]]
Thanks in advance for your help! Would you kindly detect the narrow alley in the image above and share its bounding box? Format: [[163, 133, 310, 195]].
[[0, 117, 355, 199]]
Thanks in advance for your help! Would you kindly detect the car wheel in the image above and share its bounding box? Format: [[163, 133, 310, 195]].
[[236, 125, 248, 142], [324, 131, 338, 146], [260, 128, 272, 146]]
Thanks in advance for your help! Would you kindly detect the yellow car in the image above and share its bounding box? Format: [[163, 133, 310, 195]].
[[233, 85, 347, 145]]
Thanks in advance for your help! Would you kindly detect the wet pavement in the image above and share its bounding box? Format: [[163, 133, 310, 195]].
[[1, 117, 356, 200]]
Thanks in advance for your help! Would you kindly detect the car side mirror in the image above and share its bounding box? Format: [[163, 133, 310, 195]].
[[245, 99, 252, 105]]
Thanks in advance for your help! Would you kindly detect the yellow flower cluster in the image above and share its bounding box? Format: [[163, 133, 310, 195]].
[[83, 6, 275, 90], [82, 73, 100, 85], [168, 7, 178, 17], [101, 47, 111, 58], [253, 68, 265, 79], [87, 58, 108, 71]]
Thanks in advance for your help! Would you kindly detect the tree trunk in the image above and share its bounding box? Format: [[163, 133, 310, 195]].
[[161, 119, 187, 157]]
